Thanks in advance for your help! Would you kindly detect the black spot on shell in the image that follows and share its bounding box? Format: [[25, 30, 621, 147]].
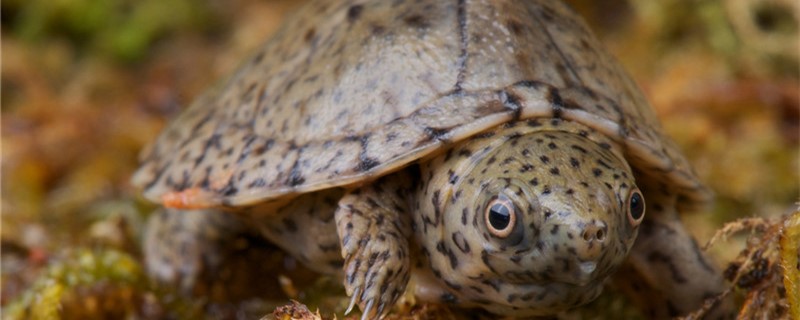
[[514, 80, 544, 88], [424, 127, 450, 141], [507, 20, 524, 35], [357, 157, 380, 172], [219, 180, 238, 196], [253, 52, 265, 64], [248, 178, 266, 188], [403, 14, 429, 28], [501, 90, 522, 120], [453, 0, 468, 91], [347, 5, 364, 22], [287, 160, 306, 186], [303, 28, 316, 42]]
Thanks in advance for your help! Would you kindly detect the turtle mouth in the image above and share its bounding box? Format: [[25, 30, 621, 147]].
[[578, 261, 597, 277]]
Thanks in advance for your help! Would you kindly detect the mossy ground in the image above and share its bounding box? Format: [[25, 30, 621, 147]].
[[2, 0, 797, 319]]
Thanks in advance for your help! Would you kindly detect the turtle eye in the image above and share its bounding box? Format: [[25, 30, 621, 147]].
[[485, 196, 517, 238], [626, 189, 645, 226]]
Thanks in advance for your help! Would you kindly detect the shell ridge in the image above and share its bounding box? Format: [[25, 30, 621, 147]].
[[133, 0, 710, 211], [453, 0, 469, 92], [529, 1, 584, 89]]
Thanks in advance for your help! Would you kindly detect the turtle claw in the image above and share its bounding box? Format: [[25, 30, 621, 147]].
[[335, 185, 413, 319], [345, 287, 360, 315], [340, 234, 408, 319], [360, 299, 375, 320]]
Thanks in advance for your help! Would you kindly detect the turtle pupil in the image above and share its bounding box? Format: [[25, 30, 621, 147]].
[[630, 192, 644, 220], [489, 204, 511, 230]]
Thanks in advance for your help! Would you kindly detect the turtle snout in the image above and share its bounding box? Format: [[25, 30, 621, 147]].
[[575, 220, 607, 261], [550, 219, 612, 285], [581, 222, 606, 244]]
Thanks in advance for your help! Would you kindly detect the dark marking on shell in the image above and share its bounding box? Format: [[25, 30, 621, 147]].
[[425, 127, 451, 142], [347, 4, 364, 22], [501, 90, 523, 120], [403, 14, 429, 29], [356, 135, 381, 172], [287, 156, 306, 187], [548, 87, 564, 118]]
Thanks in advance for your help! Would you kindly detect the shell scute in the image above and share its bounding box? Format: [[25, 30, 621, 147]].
[[133, 0, 710, 208]]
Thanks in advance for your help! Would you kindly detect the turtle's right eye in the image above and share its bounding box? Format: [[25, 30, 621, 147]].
[[486, 198, 514, 237], [484, 195, 523, 245]]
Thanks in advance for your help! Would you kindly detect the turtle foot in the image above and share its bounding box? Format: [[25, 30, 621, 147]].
[[335, 179, 413, 319]]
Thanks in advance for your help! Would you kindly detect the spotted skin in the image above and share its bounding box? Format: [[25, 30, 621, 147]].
[[410, 119, 640, 316], [244, 189, 345, 274], [138, 0, 729, 318]]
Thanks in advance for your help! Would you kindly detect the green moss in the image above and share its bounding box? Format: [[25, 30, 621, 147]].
[[4, 0, 217, 62], [4, 249, 142, 320]]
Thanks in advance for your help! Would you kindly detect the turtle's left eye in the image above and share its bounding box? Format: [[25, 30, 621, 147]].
[[484, 195, 518, 239], [626, 189, 645, 227]]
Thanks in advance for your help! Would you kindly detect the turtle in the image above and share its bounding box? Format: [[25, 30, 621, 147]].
[[134, 0, 732, 318]]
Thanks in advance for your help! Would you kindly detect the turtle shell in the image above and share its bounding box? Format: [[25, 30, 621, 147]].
[[133, 0, 710, 208]]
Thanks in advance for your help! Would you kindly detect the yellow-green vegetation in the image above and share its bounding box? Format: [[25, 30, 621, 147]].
[[781, 211, 800, 319], [1, 0, 797, 319], [3, 0, 216, 62], [4, 249, 143, 320], [2, 248, 208, 320]]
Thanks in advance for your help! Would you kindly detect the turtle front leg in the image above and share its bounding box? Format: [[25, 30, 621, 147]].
[[616, 182, 734, 319], [335, 176, 414, 319]]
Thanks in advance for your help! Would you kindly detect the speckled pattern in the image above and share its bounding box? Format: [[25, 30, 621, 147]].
[[138, 0, 730, 318], [132, 0, 709, 209], [409, 119, 641, 316]]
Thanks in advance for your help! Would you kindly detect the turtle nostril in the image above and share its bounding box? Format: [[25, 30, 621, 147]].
[[582, 229, 592, 241], [581, 226, 606, 242]]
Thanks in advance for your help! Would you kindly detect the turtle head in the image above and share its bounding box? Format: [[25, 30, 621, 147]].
[[413, 120, 644, 316]]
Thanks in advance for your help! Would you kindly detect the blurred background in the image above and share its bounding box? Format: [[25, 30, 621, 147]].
[[2, 0, 798, 318]]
